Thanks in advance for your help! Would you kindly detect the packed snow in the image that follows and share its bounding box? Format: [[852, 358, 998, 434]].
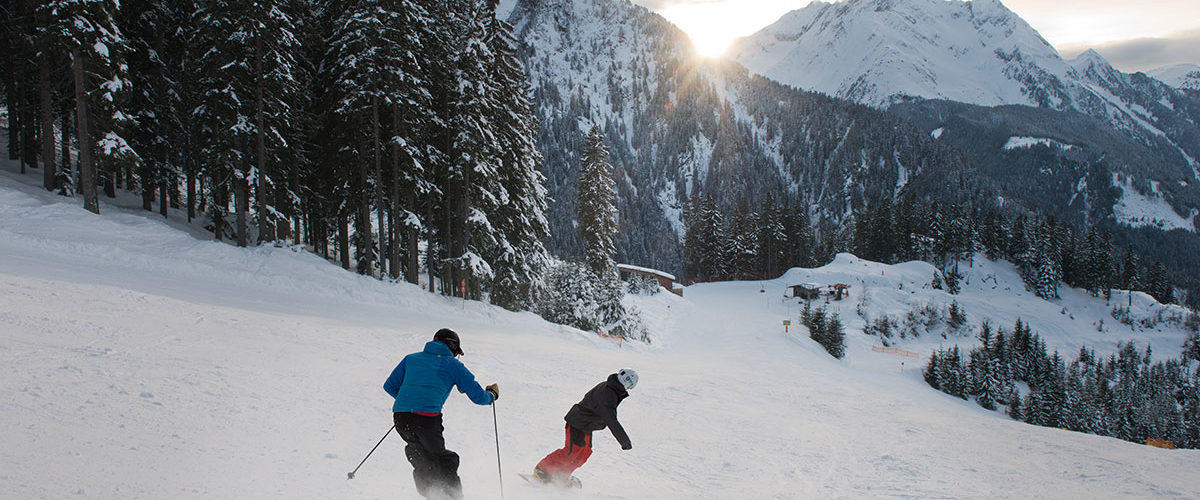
[[2, 158, 1199, 499]]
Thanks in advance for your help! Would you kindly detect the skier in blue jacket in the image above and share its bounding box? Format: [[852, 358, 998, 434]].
[[384, 328, 498, 500]]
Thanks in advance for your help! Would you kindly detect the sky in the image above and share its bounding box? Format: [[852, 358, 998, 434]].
[[632, 0, 1200, 72]]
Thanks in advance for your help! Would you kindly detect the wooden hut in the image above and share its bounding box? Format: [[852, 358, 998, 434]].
[[617, 264, 683, 296], [788, 283, 823, 299]]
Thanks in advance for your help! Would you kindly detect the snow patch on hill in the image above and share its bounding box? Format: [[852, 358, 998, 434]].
[[1149, 63, 1200, 91], [1003, 136, 1076, 151], [1112, 175, 1198, 231]]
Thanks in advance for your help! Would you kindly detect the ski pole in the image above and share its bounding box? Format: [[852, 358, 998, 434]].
[[492, 402, 505, 500], [348, 424, 395, 480]]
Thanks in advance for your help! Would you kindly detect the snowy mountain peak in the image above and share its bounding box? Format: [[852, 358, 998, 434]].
[[728, 0, 1073, 109], [1070, 49, 1109, 67], [1149, 63, 1200, 91], [1069, 48, 1124, 86]]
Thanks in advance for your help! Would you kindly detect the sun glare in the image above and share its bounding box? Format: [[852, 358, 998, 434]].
[[660, 5, 737, 57], [658, 1, 801, 58]]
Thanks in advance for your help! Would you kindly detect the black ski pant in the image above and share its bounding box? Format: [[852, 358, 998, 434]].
[[394, 412, 462, 499]]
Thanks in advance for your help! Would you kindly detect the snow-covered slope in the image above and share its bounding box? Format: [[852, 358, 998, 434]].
[[1149, 63, 1200, 92], [728, 0, 1074, 109], [4, 147, 1200, 497]]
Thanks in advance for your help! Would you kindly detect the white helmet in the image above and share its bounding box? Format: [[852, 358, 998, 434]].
[[617, 368, 638, 391]]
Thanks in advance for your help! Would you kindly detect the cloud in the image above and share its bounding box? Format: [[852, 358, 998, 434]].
[[1056, 29, 1200, 73]]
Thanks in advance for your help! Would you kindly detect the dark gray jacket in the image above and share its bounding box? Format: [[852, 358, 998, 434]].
[[564, 374, 631, 448]]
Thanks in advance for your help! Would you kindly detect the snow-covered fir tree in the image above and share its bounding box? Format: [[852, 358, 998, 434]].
[[683, 194, 728, 280], [727, 199, 759, 277], [577, 125, 623, 324], [928, 320, 1200, 448], [332, 0, 427, 274], [481, 7, 551, 311], [38, 0, 136, 214]]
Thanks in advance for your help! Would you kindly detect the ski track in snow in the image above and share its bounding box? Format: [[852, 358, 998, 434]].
[[2, 160, 1199, 499]]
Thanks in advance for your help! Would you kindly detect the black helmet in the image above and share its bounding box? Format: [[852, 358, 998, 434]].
[[433, 328, 463, 356]]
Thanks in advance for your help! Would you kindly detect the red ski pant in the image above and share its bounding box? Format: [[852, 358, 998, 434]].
[[536, 425, 592, 479]]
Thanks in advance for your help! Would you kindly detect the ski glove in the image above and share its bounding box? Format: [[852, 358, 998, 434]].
[[485, 383, 499, 401]]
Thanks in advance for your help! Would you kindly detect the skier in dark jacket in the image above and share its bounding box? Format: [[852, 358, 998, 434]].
[[383, 328, 498, 500], [533, 369, 637, 487]]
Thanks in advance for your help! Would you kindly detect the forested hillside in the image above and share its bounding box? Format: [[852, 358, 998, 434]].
[[2, 0, 549, 310]]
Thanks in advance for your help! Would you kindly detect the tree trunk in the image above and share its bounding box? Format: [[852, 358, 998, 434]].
[[60, 107, 71, 182], [159, 152, 169, 218], [289, 169, 301, 244], [16, 78, 26, 174], [236, 174, 248, 247], [103, 162, 116, 198], [406, 188, 419, 284], [187, 169, 196, 222], [390, 107, 404, 280], [358, 164, 374, 274], [373, 97, 387, 278], [338, 213, 350, 270], [22, 80, 37, 172], [38, 63, 56, 191], [199, 174, 208, 215], [236, 139, 249, 246], [73, 48, 99, 214], [141, 160, 155, 211], [456, 160, 472, 298], [255, 35, 271, 244], [212, 179, 225, 241], [5, 74, 16, 161], [428, 238, 437, 294]]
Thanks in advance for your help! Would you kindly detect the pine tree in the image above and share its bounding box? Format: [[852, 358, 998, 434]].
[[727, 198, 758, 277], [757, 195, 787, 276], [333, 0, 433, 274], [483, 6, 550, 311], [947, 300, 967, 331], [1147, 260, 1174, 304], [193, 0, 257, 244], [122, 0, 188, 217], [40, 0, 136, 214], [867, 197, 895, 263], [924, 351, 941, 389], [1120, 245, 1141, 292], [578, 126, 622, 324], [783, 204, 814, 269]]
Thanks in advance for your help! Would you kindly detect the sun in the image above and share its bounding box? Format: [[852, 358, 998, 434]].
[[658, 3, 752, 58], [656, 1, 811, 58]]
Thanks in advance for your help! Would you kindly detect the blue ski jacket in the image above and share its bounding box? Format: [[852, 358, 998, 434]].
[[383, 340, 494, 413]]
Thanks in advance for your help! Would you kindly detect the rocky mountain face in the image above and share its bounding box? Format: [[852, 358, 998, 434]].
[[507, 0, 988, 274], [728, 0, 1200, 228]]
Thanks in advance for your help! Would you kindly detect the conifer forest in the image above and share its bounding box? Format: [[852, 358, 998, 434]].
[[3, 0, 551, 311]]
